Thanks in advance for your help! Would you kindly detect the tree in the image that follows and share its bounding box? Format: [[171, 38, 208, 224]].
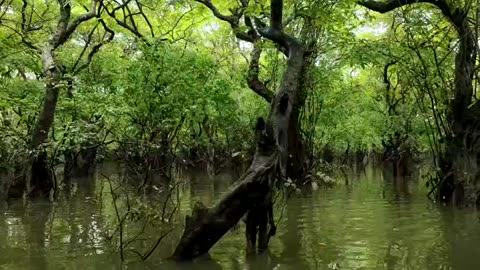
[[0, 0, 110, 198], [358, 0, 479, 206], [192, 0, 326, 182], [172, 0, 308, 260]]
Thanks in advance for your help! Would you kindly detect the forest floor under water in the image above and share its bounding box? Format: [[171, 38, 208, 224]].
[[1, 162, 480, 270]]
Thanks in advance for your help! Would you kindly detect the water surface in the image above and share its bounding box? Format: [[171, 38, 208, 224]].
[[1, 164, 479, 270]]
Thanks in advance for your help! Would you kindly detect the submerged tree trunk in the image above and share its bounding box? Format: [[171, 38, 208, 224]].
[[172, 0, 305, 258], [75, 145, 99, 176], [172, 150, 277, 259]]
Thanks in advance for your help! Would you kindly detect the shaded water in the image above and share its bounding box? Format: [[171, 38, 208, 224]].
[[1, 163, 480, 270]]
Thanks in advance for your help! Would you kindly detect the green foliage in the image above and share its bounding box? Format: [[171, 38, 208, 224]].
[[0, 0, 463, 174], [0, 77, 43, 169]]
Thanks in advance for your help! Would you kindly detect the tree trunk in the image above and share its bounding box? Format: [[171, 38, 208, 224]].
[[172, 152, 277, 260], [24, 46, 61, 199], [438, 17, 480, 206], [288, 43, 317, 182], [172, 30, 306, 260], [287, 107, 304, 180], [75, 145, 99, 176], [4, 0, 99, 200]]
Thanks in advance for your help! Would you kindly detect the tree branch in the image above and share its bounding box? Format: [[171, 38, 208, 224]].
[[195, 1, 275, 100], [0, 23, 39, 51], [359, 0, 439, 13], [358, 0, 455, 25], [124, 3, 139, 33], [194, 0, 255, 42], [21, 0, 28, 31], [383, 61, 397, 112], [74, 18, 115, 74], [195, 0, 274, 102], [254, 0, 301, 55], [101, 0, 148, 42], [247, 43, 274, 102], [63, 0, 98, 43], [255, 22, 298, 55], [194, 0, 238, 25], [270, 0, 283, 31], [134, 0, 154, 37], [160, 7, 194, 41], [196, 0, 300, 101], [72, 22, 99, 73], [54, 0, 98, 48], [0, 0, 13, 22], [383, 61, 397, 86]]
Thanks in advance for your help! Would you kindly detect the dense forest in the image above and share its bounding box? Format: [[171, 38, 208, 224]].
[[1, 0, 480, 268]]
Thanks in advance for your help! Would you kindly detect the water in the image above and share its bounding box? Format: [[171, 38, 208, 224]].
[[1, 163, 480, 270]]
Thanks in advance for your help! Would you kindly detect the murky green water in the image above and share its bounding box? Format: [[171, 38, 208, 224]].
[[1, 163, 480, 270]]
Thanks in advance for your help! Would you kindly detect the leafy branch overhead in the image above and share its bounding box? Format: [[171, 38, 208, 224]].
[[101, 0, 155, 40], [194, 0, 305, 102]]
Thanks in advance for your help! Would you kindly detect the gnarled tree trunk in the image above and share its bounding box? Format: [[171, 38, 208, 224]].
[[287, 109, 305, 180], [172, 0, 306, 260], [194, 0, 310, 183]]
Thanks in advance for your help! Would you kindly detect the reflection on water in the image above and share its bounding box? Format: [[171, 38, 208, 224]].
[[1, 163, 480, 269]]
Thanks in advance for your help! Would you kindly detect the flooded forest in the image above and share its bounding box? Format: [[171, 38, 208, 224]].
[[2, 0, 480, 269]]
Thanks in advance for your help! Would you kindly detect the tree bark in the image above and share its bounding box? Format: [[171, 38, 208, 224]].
[[286, 107, 305, 180]]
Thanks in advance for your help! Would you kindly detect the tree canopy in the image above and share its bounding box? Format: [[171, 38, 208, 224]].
[[1, 0, 479, 200]]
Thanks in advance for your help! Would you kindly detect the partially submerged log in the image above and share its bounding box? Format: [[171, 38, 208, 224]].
[[172, 150, 277, 260], [173, 117, 279, 259], [172, 115, 286, 261]]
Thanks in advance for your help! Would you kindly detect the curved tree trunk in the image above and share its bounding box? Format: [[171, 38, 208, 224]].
[[195, 0, 310, 183]]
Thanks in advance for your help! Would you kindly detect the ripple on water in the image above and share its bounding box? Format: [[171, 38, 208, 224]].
[[2, 166, 480, 270]]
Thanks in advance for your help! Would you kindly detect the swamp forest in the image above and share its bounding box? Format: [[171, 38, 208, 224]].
[[1, 0, 480, 269]]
